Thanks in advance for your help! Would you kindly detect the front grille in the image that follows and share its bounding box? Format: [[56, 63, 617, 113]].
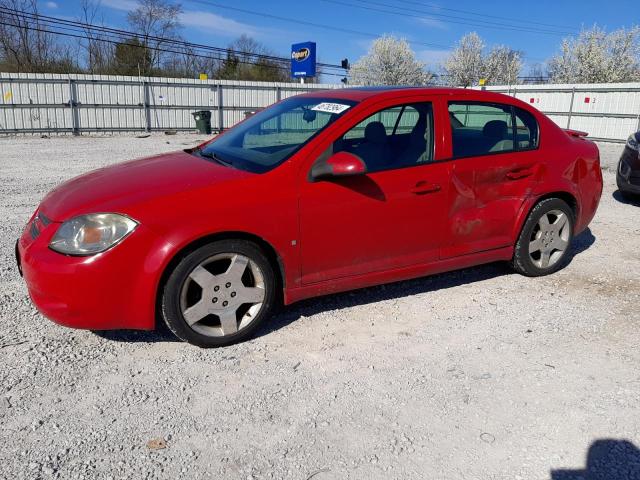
[[30, 220, 40, 240], [28, 212, 51, 240]]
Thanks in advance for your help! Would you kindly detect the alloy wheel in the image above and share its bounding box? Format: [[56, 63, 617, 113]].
[[179, 253, 265, 337], [528, 209, 571, 269]]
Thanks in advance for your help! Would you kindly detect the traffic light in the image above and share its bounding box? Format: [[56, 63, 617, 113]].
[[341, 58, 350, 70]]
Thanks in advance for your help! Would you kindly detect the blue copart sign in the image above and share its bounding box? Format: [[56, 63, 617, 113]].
[[291, 42, 317, 78]]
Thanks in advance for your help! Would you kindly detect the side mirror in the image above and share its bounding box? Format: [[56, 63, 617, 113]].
[[310, 151, 367, 181]]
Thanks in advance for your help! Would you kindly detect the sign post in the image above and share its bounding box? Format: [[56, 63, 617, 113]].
[[291, 42, 316, 82]]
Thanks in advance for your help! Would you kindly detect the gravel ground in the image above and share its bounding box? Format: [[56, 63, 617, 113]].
[[1, 134, 639, 480]]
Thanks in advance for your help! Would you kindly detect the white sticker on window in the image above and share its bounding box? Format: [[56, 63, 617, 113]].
[[311, 102, 351, 114]]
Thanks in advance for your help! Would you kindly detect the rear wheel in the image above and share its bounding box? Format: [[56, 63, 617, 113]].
[[617, 178, 638, 202], [511, 198, 574, 277], [161, 240, 277, 347]]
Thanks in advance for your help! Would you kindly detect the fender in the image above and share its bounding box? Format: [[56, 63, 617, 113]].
[[510, 181, 581, 244]]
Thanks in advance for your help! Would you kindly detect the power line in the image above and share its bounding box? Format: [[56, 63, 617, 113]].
[[184, 0, 452, 50], [0, 11, 347, 77], [320, 0, 575, 36], [0, 7, 346, 72], [378, 0, 576, 31]]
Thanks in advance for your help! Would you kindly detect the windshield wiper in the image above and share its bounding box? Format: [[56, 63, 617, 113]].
[[197, 150, 235, 168]]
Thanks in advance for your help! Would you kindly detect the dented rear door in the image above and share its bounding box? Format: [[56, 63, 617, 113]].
[[439, 100, 540, 258]]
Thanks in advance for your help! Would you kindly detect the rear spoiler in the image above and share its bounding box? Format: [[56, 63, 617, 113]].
[[564, 129, 589, 138]]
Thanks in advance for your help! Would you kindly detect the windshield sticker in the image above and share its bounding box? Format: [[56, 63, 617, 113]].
[[311, 102, 351, 114]]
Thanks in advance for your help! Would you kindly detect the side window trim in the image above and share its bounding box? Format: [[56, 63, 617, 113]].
[[510, 106, 518, 151], [313, 101, 436, 175], [391, 105, 405, 136], [446, 100, 545, 160], [512, 106, 540, 152]]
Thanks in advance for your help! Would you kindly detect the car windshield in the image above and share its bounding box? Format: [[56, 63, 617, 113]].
[[198, 96, 357, 173]]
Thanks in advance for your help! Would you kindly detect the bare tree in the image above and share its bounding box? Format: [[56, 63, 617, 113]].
[[548, 26, 640, 83], [443, 32, 485, 87], [0, 0, 76, 72], [127, 0, 183, 74], [350, 35, 432, 86], [78, 0, 114, 74], [526, 63, 548, 84], [215, 34, 288, 82]]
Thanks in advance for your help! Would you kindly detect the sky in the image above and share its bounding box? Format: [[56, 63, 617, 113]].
[[41, 0, 639, 81]]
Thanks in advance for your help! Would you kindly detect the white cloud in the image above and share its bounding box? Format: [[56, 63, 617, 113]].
[[102, 0, 259, 38], [101, 0, 137, 10], [45, 1, 58, 8], [179, 11, 258, 38], [417, 48, 451, 67], [417, 17, 448, 30]]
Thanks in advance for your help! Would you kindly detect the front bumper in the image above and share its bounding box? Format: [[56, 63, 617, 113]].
[[617, 146, 640, 195], [17, 213, 172, 331]]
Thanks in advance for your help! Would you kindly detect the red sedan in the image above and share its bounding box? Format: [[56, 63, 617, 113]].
[[16, 87, 603, 347]]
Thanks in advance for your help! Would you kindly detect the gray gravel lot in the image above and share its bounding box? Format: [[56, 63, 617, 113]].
[[1, 134, 639, 480]]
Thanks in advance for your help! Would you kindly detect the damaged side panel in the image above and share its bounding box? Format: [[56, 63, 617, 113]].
[[441, 151, 541, 259]]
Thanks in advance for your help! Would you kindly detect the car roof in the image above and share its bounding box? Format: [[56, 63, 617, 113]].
[[300, 86, 525, 106]]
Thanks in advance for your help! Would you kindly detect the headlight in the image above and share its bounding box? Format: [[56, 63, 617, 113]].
[[49, 213, 138, 255], [627, 134, 639, 152]]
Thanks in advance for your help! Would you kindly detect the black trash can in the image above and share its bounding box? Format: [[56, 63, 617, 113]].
[[192, 110, 212, 134]]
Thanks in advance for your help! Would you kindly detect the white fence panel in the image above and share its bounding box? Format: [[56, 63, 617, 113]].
[[486, 82, 640, 142], [0, 73, 341, 135], [3, 74, 639, 142]]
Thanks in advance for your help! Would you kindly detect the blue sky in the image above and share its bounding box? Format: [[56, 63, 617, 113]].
[[43, 0, 639, 81]]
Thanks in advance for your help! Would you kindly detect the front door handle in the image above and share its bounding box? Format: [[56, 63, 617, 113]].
[[506, 169, 534, 180], [411, 181, 441, 195]]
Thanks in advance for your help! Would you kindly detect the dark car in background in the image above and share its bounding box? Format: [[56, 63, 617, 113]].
[[617, 131, 640, 199]]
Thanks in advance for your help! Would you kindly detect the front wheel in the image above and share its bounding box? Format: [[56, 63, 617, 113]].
[[511, 198, 574, 277], [161, 240, 277, 347]]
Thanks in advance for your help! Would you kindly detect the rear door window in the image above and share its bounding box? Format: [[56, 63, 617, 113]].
[[448, 102, 515, 157]]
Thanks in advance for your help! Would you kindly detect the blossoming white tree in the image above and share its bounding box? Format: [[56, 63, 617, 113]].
[[443, 32, 485, 87], [443, 32, 523, 87], [484, 45, 523, 86], [548, 26, 640, 83], [350, 35, 432, 86]]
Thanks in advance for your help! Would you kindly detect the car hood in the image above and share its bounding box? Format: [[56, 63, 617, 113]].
[[39, 150, 251, 221]]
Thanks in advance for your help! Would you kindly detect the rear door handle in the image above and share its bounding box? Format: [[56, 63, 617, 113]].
[[411, 181, 441, 195], [506, 169, 534, 180]]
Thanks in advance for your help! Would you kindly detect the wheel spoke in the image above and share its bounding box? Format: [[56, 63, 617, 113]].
[[218, 310, 238, 335], [189, 265, 217, 289], [239, 286, 265, 304], [538, 214, 550, 230], [552, 236, 569, 251], [553, 213, 568, 232], [539, 251, 551, 268], [182, 299, 210, 326], [529, 237, 543, 253], [225, 255, 249, 283]]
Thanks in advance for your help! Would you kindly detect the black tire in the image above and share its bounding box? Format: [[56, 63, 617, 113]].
[[616, 180, 638, 202], [511, 198, 574, 277], [161, 239, 277, 348], [619, 190, 637, 202]]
